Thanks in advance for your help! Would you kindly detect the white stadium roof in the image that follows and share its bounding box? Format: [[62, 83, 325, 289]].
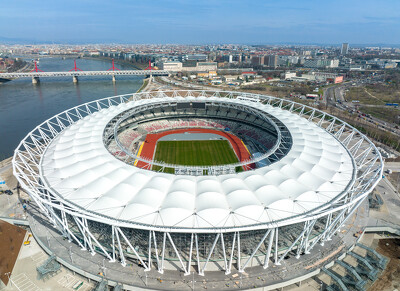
[[41, 96, 354, 230]]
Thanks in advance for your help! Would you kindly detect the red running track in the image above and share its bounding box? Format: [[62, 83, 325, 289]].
[[136, 128, 252, 168]]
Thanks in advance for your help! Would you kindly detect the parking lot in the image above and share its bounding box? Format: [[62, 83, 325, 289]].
[[1, 233, 95, 291]]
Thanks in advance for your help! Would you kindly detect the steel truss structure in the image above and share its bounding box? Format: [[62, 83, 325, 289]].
[[0, 70, 168, 79], [13, 90, 383, 276]]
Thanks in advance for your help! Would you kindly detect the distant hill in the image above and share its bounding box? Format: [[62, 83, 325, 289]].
[[0, 36, 38, 44]]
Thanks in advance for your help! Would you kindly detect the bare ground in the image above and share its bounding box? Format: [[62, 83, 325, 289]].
[[0, 220, 27, 285], [368, 239, 400, 291]]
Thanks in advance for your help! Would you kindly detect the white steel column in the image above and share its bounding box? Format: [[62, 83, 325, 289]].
[[152, 231, 161, 274], [167, 233, 188, 274], [72, 217, 92, 252], [199, 233, 220, 276], [116, 227, 148, 270], [47, 212, 84, 250], [274, 227, 279, 265], [278, 223, 313, 264], [195, 234, 201, 274], [326, 199, 364, 241], [309, 208, 347, 250], [111, 226, 116, 262], [226, 232, 236, 275], [60, 210, 71, 241], [321, 213, 332, 245], [263, 228, 275, 269], [185, 233, 194, 276], [147, 230, 152, 270], [115, 227, 126, 267], [303, 219, 317, 254], [220, 233, 228, 274], [75, 218, 113, 260], [237, 232, 242, 272], [160, 232, 166, 273], [241, 229, 271, 271], [82, 219, 94, 255]]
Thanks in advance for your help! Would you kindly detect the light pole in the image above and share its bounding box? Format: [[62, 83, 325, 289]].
[[69, 246, 73, 263], [101, 258, 107, 277]]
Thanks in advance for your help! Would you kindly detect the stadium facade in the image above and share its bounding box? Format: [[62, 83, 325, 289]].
[[13, 90, 383, 276]]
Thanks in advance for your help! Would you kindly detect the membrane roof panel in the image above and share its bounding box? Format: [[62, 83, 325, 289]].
[[41, 96, 354, 229]]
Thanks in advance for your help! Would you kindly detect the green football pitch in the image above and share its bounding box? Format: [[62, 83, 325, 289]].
[[153, 140, 239, 167]]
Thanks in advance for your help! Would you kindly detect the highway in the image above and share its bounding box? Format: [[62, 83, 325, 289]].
[[372, 171, 400, 226], [164, 77, 399, 138], [159, 76, 223, 91], [323, 83, 400, 137], [385, 162, 400, 173]]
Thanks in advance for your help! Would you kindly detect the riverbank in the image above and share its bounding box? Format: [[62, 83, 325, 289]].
[[9, 54, 142, 70], [137, 78, 150, 93], [0, 75, 148, 163], [81, 56, 146, 70], [0, 59, 34, 83], [0, 57, 144, 157]]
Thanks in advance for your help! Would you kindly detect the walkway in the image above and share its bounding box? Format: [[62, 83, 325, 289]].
[[23, 198, 369, 291]]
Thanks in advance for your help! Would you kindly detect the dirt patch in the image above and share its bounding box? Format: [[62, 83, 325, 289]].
[[0, 219, 27, 285], [304, 245, 345, 270], [0, 165, 18, 190], [387, 173, 400, 190], [368, 239, 400, 291], [386, 156, 400, 162]]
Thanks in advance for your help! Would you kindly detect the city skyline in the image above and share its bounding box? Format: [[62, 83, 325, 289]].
[[1, 0, 400, 45]]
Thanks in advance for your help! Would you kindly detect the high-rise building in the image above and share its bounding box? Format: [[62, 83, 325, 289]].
[[304, 58, 339, 68], [182, 54, 208, 62], [341, 43, 349, 55], [265, 55, 278, 68], [251, 55, 264, 65]]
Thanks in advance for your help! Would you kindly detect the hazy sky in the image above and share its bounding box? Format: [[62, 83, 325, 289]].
[[1, 0, 400, 44]]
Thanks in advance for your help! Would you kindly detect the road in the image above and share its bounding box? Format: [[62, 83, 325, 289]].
[[159, 76, 223, 91], [372, 173, 400, 225], [385, 162, 400, 173], [0, 158, 12, 175], [322, 83, 400, 137], [164, 77, 400, 139]]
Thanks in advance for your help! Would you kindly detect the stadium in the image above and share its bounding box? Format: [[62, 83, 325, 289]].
[[13, 90, 383, 281]]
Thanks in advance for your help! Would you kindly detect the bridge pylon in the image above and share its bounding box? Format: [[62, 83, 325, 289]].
[[69, 60, 82, 83], [30, 60, 43, 84], [144, 60, 155, 71], [30, 60, 44, 73], [107, 59, 120, 82], [144, 60, 156, 79]]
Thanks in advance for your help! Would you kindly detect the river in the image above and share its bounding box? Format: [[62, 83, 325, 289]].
[[0, 57, 144, 158]]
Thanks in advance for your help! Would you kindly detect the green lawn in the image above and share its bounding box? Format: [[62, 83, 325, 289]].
[[153, 140, 239, 169]]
